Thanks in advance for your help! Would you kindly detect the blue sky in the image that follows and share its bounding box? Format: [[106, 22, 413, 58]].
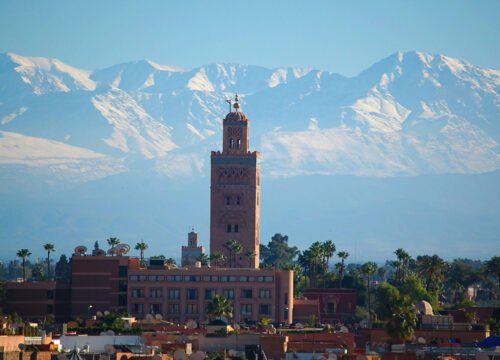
[[0, 0, 499, 75]]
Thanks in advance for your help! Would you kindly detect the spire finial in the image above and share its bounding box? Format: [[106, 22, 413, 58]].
[[233, 93, 240, 112]]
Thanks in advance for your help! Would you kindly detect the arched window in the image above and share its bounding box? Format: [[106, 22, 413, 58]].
[[237, 138, 241, 148], [229, 138, 234, 148]]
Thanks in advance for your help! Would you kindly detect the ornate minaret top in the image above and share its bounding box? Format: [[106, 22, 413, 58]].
[[222, 93, 250, 154]]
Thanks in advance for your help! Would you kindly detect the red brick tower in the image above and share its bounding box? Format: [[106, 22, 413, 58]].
[[210, 94, 260, 268]]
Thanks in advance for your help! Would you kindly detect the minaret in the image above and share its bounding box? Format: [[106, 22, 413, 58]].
[[210, 94, 261, 268]]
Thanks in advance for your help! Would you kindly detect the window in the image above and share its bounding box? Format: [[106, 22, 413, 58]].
[[259, 304, 271, 316], [229, 138, 234, 148], [47, 290, 54, 299], [220, 276, 228, 282], [148, 275, 157, 281], [130, 275, 138, 281], [236, 196, 241, 205], [264, 276, 273, 282], [240, 304, 252, 316], [151, 288, 162, 298], [234, 224, 239, 233], [239, 276, 248, 282], [119, 294, 127, 306], [223, 289, 235, 300], [169, 288, 180, 300], [237, 139, 241, 148], [186, 303, 198, 314], [168, 303, 180, 315], [205, 289, 216, 300], [241, 289, 253, 299], [226, 196, 231, 205], [150, 303, 162, 314], [132, 288, 144, 298], [47, 304, 53, 314], [226, 224, 232, 233], [119, 280, 127, 292], [119, 266, 128, 277], [259, 289, 271, 299], [133, 303, 144, 314], [327, 302, 337, 313], [187, 289, 198, 300]]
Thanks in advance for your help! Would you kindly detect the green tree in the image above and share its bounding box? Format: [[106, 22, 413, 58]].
[[206, 294, 233, 322], [321, 240, 336, 270], [134, 240, 148, 267], [374, 283, 400, 320], [361, 261, 378, 326], [415, 255, 448, 296], [245, 250, 257, 267], [197, 253, 210, 266], [224, 239, 243, 268], [336, 251, 349, 287], [210, 251, 225, 267], [32, 262, 44, 281], [260, 233, 299, 269], [394, 248, 411, 282], [165, 258, 177, 269], [43, 243, 55, 279], [484, 256, 500, 283], [106, 237, 120, 255], [16, 249, 31, 281], [385, 296, 417, 343]]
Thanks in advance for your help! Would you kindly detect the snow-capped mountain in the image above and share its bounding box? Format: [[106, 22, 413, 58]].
[[0, 51, 498, 182]]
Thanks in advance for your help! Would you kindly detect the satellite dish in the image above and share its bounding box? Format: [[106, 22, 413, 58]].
[[173, 350, 187, 360], [82, 345, 90, 353], [418, 337, 426, 344], [339, 326, 349, 333], [104, 310, 110, 316], [96, 311, 103, 317], [107, 248, 116, 255], [146, 314, 154, 320], [74, 246, 87, 256], [106, 330, 115, 336], [187, 320, 197, 329], [295, 323, 304, 329], [155, 314, 163, 320], [104, 345, 116, 354], [233, 324, 240, 331], [115, 244, 131, 256]]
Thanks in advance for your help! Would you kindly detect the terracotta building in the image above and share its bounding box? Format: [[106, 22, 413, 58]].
[[71, 252, 139, 318], [127, 266, 293, 324], [210, 94, 261, 268], [302, 288, 357, 324]]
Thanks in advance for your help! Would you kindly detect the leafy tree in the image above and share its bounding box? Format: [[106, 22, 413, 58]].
[[210, 251, 225, 267], [32, 262, 45, 281], [197, 253, 210, 266], [43, 243, 55, 279], [385, 296, 417, 343], [374, 283, 400, 320], [260, 233, 299, 269], [400, 273, 435, 307], [245, 250, 257, 267], [485, 256, 500, 283], [415, 255, 448, 296], [224, 239, 242, 268], [206, 294, 233, 322], [16, 249, 31, 281], [321, 240, 336, 270], [134, 240, 148, 267], [361, 262, 378, 325], [165, 258, 177, 269], [106, 237, 120, 255], [336, 251, 349, 287], [55, 254, 71, 283]]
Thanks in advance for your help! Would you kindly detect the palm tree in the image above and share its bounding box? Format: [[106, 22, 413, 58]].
[[321, 240, 336, 270], [386, 296, 417, 343], [43, 243, 55, 279], [337, 251, 349, 287], [416, 255, 448, 294], [165, 258, 177, 269], [197, 253, 210, 266], [394, 248, 411, 282], [210, 251, 225, 267], [245, 250, 257, 267], [206, 294, 233, 322], [16, 248, 32, 281], [107, 237, 120, 256], [361, 261, 378, 326], [134, 240, 148, 267], [224, 239, 243, 268]]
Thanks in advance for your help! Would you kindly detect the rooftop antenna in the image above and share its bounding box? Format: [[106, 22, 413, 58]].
[[225, 98, 232, 113]]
